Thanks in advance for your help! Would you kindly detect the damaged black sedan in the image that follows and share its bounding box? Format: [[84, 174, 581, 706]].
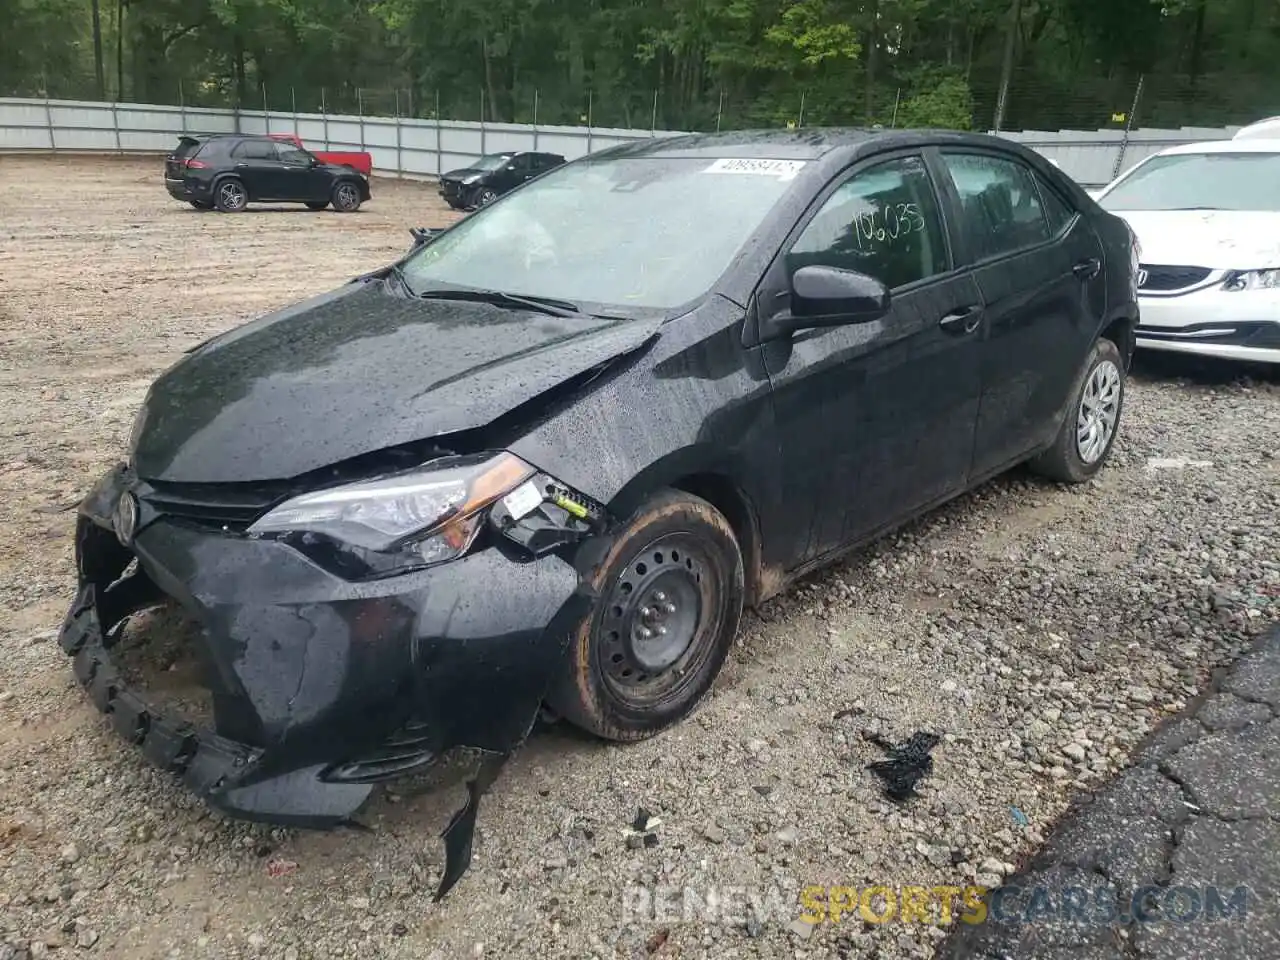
[[59, 129, 1138, 899]]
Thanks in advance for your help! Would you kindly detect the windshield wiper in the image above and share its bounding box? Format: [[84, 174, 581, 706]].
[[417, 287, 582, 318], [386, 264, 416, 297]]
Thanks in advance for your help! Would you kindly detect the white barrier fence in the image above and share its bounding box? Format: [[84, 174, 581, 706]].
[[0, 97, 688, 178], [0, 96, 1245, 186]]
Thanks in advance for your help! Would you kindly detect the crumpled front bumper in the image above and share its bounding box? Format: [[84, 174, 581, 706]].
[[59, 463, 593, 894]]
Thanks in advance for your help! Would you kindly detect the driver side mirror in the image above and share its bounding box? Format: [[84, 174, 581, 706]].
[[789, 264, 891, 327], [409, 226, 443, 248]]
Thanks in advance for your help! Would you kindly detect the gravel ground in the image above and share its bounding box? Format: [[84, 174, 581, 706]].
[[1, 155, 1278, 960]]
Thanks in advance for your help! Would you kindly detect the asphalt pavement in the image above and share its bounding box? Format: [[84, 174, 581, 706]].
[[938, 621, 1280, 960]]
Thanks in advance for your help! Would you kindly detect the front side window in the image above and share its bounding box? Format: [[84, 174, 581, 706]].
[[400, 155, 799, 311], [1098, 151, 1280, 212], [471, 153, 514, 172], [275, 143, 313, 165], [786, 155, 949, 290], [942, 153, 1051, 258]]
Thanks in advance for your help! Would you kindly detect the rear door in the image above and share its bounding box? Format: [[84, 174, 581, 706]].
[[934, 150, 1105, 478], [230, 138, 280, 199]]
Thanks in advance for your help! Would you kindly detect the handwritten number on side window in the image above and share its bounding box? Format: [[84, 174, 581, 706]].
[[850, 202, 925, 251]]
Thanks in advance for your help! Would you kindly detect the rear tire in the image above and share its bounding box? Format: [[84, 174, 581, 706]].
[[331, 181, 362, 212], [1029, 337, 1125, 483], [306, 201, 328, 210], [213, 178, 247, 213], [548, 488, 744, 742]]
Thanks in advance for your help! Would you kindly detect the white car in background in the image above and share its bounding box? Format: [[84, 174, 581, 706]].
[[1094, 137, 1280, 364]]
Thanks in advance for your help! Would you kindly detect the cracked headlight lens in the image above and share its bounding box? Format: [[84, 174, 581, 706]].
[[1223, 269, 1280, 292], [248, 452, 535, 566]]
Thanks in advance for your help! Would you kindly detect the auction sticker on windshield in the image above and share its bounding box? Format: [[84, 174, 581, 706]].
[[703, 158, 807, 180]]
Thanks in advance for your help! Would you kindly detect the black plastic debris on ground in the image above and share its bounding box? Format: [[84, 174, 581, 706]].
[[628, 807, 661, 849], [864, 730, 941, 803]]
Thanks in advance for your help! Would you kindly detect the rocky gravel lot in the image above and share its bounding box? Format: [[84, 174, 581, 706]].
[[1, 155, 1278, 960]]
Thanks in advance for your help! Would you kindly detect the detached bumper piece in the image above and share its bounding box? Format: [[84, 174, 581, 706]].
[[60, 582, 262, 797]]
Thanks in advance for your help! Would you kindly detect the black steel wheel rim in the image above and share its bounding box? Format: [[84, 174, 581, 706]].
[[598, 532, 720, 707]]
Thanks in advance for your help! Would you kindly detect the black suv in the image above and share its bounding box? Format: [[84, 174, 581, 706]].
[[164, 134, 372, 213], [438, 151, 566, 209]]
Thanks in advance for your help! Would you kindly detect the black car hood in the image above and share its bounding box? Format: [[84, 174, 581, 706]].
[[441, 167, 489, 180], [132, 280, 661, 483]]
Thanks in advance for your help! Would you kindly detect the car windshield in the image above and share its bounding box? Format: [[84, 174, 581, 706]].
[[1099, 151, 1280, 212], [400, 155, 801, 311], [471, 154, 514, 171]]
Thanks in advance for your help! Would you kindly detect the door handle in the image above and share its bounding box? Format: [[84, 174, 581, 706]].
[[938, 305, 983, 335], [1073, 257, 1101, 280]]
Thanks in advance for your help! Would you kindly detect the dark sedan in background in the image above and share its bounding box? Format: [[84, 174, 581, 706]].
[[65, 128, 1137, 901], [438, 150, 566, 208], [164, 133, 371, 212]]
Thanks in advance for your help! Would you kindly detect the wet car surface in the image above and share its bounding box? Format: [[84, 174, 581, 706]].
[[59, 128, 1140, 899]]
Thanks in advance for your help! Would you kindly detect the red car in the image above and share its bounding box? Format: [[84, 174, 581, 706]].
[[268, 133, 373, 177]]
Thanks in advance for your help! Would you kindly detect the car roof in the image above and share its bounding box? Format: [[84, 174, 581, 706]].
[[598, 127, 1035, 161], [1152, 138, 1280, 157], [1234, 116, 1280, 140]]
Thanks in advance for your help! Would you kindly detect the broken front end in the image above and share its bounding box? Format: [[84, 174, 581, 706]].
[[58, 454, 605, 899]]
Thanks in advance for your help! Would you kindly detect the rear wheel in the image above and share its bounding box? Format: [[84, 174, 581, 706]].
[[1029, 337, 1125, 483], [306, 201, 329, 210], [331, 181, 362, 212], [549, 488, 744, 741], [213, 178, 247, 213]]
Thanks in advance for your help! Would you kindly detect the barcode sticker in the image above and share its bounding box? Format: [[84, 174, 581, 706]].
[[502, 480, 543, 520], [703, 158, 807, 180]]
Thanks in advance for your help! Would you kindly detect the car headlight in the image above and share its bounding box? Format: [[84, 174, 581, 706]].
[[248, 452, 535, 573], [1223, 269, 1280, 292]]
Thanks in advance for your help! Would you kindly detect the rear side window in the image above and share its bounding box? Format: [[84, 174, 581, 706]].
[[941, 153, 1051, 259], [786, 155, 950, 291], [233, 139, 276, 160], [1036, 176, 1076, 234]]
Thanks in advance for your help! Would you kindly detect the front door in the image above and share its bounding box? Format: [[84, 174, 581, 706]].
[[759, 151, 986, 564], [935, 151, 1106, 477], [272, 141, 324, 201], [497, 155, 533, 193]]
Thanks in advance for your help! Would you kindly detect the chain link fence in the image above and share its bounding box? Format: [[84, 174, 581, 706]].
[[9, 67, 1279, 135]]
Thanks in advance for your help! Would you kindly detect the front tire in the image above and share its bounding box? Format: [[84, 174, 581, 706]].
[[473, 187, 498, 207], [549, 489, 744, 741], [213, 178, 248, 213], [1030, 337, 1125, 483], [331, 181, 362, 212]]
